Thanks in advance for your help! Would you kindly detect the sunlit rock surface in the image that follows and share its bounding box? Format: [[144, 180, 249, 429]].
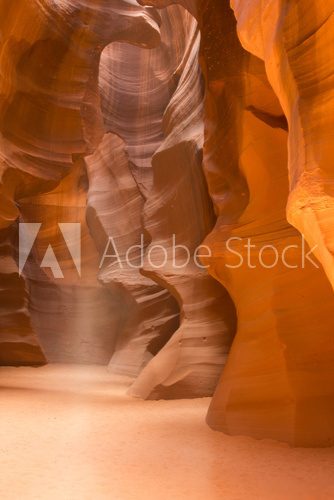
[[129, 17, 236, 399], [0, 0, 163, 363], [201, 1, 334, 446], [91, 6, 193, 376], [140, 0, 334, 445], [231, 0, 334, 286], [86, 132, 179, 375], [0, 1, 234, 381], [0, 0, 334, 447]]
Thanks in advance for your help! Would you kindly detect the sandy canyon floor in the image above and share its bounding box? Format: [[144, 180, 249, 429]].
[[0, 365, 333, 500]]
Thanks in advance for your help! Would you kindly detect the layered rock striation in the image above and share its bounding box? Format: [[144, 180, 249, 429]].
[[0, 0, 333, 447], [203, 0, 334, 447], [0, 0, 162, 363]]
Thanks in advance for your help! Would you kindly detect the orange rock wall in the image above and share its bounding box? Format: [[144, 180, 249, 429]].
[[1, 0, 334, 446], [200, 0, 334, 446]]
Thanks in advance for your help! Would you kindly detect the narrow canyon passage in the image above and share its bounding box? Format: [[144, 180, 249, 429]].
[[1, 365, 334, 500], [1, 0, 334, 497]]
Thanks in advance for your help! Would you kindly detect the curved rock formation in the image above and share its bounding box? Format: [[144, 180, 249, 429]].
[[99, 5, 193, 192], [0, 0, 161, 180], [19, 160, 125, 363], [0, 224, 46, 365], [86, 132, 179, 376], [231, 0, 334, 288], [1, 0, 334, 448], [93, 5, 236, 393], [91, 6, 194, 376], [201, 1, 334, 446], [0, 0, 162, 363], [140, 0, 334, 444], [129, 17, 236, 399]]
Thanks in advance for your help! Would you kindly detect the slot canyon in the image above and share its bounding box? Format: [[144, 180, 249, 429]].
[[0, 0, 334, 498]]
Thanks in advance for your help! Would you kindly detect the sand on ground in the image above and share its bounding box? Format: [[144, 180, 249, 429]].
[[0, 365, 333, 500]]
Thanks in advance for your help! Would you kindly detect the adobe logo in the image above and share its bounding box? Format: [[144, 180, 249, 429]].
[[19, 223, 81, 279]]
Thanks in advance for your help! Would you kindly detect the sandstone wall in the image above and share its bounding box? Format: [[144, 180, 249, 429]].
[[1, 0, 333, 447]]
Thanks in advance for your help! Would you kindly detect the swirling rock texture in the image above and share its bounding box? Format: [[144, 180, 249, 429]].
[[202, 0, 334, 447], [1, 0, 334, 448], [0, 0, 162, 363], [98, 6, 193, 193], [128, 15, 236, 399], [0, 223, 46, 365], [18, 161, 127, 364], [139, 0, 334, 445], [86, 132, 179, 376], [231, 1, 334, 286], [86, 5, 237, 392], [86, 6, 191, 377]]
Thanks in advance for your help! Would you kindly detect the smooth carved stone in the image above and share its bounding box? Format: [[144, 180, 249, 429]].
[[142, 0, 334, 445], [19, 162, 124, 364], [95, 6, 236, 393], [92, 8, 192, 375], [0, 0, 162, 364], [202, 1, 334, 446], [1, 0, 333, 449], [127, 16, 237, 399], [0, 0, 161, 179], [86, 133, 179, 376], [0, 226, 46, 366], [99, 5, 197, 194], [231, 0, 334, 289]]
